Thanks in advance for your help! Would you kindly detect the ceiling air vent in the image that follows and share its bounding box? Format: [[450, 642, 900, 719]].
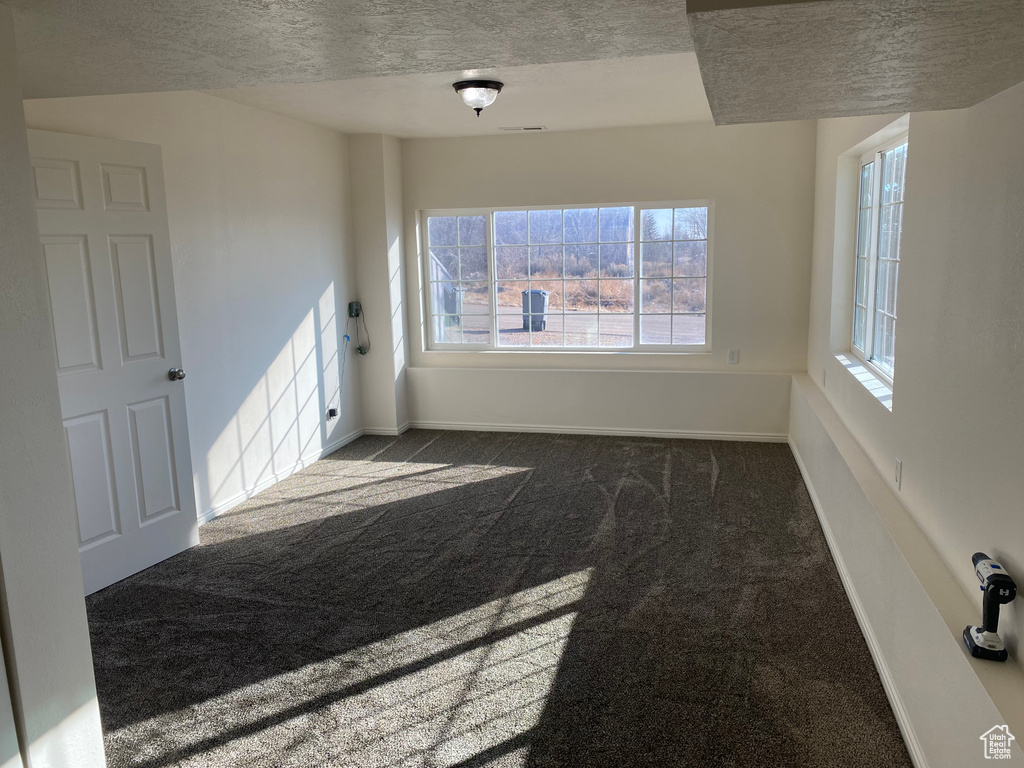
[[497, 126, 547, 132]]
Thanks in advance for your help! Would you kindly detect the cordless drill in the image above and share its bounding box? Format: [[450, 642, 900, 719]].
[[963, 552, 1017, 662]]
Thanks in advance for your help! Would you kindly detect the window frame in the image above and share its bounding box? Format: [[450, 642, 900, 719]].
[[850, 132, 908, 387], [420, 200, 714, 353]]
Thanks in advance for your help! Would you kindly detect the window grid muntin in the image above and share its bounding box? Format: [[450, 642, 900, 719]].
[[851, 136, 907, 385], [427, 213, 492, 347], [423, 202, 711, 352], [494, 205, 636, 349], [852, 161, 874, 353], [871, 144, 905, 377], [638, 207, 708, 346]]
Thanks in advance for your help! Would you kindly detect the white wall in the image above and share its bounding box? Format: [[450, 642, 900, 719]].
[[383, 136, 410, 430], [349, 134, 408, 433], [409, 368, 793, 439], [399, 120, 816, 436], [808, 82, 1024, 659], [24, 92, 362, 521], [0, 6, 106, 765], [0, 637, 22, 768]]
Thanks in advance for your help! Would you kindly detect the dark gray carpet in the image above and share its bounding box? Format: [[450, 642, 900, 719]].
[[87, 430, 912, 768]]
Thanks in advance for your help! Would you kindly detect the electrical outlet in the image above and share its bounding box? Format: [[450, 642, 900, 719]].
[[895, 458, 902, 490], [348, 301, 362, 318], [822, 369, 827, 388], [727, 348, 739, 365], [327, 407, 338, 420]]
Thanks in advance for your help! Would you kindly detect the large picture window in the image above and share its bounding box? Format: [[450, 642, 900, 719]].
[[424, 203, 711, 351], [852, 136, 908, 382]]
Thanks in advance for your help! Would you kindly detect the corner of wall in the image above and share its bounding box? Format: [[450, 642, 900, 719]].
[[348, 133, 408, 434]]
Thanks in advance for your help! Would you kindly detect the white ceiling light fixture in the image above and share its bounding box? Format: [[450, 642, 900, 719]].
[[452, 80, 503, 116]]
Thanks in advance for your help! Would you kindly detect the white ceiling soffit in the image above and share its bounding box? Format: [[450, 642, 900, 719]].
[[9, 0, 694, 99], [688, 0, 1024, 125], [204, 53, 712, 138]]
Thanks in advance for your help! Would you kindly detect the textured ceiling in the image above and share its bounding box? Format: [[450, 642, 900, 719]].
[[203, 54, 712, 138], [9, 0, 694, 99], [688, 0, 1024, 124], [14, 0, 1023, 129]]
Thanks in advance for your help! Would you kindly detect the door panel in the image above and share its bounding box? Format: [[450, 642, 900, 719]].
[[30, 129, 199, 595], [31, 157, 82, 210], [110, 235, 163, 361], [64, 411, 120, 547], [41, 236, 100, 373], [101, 164, 149, 212], [127, 396, 179, 523]]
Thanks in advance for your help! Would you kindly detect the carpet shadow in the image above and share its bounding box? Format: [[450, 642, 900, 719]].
[[86, 429, 912, 768]]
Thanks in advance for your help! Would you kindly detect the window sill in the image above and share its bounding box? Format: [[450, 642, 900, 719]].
[[835, 353, 893, 411], [424, 347, 712, 356], [428, 335, 711, 356]]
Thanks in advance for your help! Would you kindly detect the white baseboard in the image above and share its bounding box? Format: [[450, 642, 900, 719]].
[[361, 422, 411, 437], [789, 440, 928, 768], [197, 428, 364, 525], [406, 420, 788, 443]]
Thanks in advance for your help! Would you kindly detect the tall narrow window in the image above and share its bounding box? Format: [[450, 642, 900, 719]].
[[852, 137, 907, 382], [639, 207, 708, 345], [427, 214, 490, 345]]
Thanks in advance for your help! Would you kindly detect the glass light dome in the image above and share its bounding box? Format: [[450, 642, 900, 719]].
[[452, 80, 504, 116]]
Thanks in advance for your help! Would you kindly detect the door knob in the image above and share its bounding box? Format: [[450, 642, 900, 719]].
[[168, 368, 186, 381]]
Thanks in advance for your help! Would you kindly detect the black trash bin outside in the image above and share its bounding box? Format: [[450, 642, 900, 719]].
[[522, 289, 550, 331]]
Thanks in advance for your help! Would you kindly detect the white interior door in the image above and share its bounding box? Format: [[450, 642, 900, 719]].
[[28, 129, 199, 595]]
